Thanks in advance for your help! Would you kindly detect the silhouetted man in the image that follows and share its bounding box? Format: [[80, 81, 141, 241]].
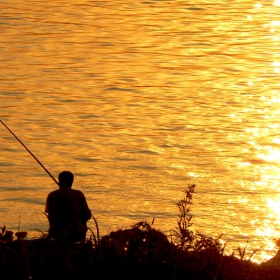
[[45, 171, 91, 242]]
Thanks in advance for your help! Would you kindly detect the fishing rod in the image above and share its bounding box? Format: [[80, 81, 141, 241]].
[[0, 119, 59, 186]]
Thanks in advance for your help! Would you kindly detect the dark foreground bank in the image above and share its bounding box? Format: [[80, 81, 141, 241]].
[[1, 185, 280, 280], [1, 221, 280, 280]]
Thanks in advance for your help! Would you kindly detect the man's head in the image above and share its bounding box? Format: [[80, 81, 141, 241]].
[[58, 171, 74, 188]]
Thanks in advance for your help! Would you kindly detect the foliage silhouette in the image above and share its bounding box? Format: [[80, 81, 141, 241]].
[[1, 186, 280, 279]]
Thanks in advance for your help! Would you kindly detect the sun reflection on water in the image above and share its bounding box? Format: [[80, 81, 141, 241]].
[[267, 198, 280, 219], [258, 149, 280, 163]]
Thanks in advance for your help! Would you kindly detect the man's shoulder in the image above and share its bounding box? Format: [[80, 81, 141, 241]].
[[47, 189, 60, 196], [47, 188, 85, 199], [71, 189, 85, 196], [47, 188, 65, 198]]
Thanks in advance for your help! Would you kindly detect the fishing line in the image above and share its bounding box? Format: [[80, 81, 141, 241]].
[[0, 119, 59, 186]]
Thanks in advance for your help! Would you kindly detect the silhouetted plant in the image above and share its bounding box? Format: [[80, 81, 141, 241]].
[[0, 225, 13, 243], [87, 214, 100, 247], [193, 232, 225, 253], [173, 183, 196, 250], [235, 240, 263, 262]]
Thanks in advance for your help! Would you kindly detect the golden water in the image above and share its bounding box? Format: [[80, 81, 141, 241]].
[[1, 0, 280, 262]]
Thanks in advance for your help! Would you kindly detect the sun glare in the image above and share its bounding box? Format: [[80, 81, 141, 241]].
[[267, 198, 280, 218], [258, 148, 280, 163]]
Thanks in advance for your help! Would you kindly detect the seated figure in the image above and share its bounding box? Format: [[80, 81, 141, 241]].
[[45, 171, 92, 242]]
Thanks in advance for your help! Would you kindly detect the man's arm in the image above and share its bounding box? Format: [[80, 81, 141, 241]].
[[79, 192, 92, 222], [85, 207, 92, 221], [45, 194, 50, 213]]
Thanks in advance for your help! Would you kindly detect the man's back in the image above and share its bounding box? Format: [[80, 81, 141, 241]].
[[45, 171, 91, 241], [46, 188, 91, 229], [45, 172, 92, 242]]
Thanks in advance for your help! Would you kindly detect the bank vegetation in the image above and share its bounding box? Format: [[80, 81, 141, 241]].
[[1, 184, 280, 280]]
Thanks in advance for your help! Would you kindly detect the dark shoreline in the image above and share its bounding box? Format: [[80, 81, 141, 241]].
[[1, 222, 280, 280], [2, 185, 280, 280]]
